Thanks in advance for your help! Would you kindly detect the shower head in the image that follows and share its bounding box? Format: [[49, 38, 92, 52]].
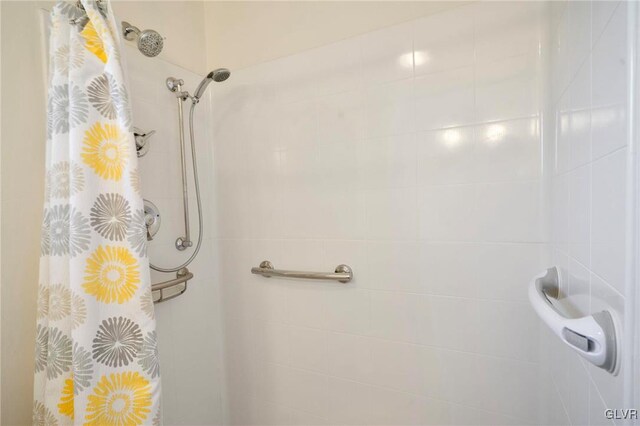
[[211, 68, 231, 82], [193, 68, 231, 100], [137, 29, 163, 57], [122, 22, 164, 57]]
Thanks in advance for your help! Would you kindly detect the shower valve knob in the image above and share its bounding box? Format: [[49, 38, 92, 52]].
[[133, 128, 156, 157]]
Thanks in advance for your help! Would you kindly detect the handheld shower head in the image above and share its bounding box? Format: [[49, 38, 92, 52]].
[[193, 68, 231, 100], [211, 68, 231, 82], [122, 22, 164, 57]]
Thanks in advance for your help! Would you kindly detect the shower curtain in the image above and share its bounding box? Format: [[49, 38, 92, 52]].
[[33, 1, 161, 424]]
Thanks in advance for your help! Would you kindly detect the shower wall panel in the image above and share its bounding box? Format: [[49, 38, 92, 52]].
[[211, 2, 549, 424], [125, 47, 224, 425], [542, 2, 630, 425]]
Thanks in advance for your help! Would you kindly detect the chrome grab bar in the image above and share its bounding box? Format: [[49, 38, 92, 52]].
[[152, 268, 192, 303], [251, 260, 353, 283], [528, 266, 618, 374]]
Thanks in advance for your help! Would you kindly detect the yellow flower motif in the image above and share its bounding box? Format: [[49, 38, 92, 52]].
[[81, 123, 129, 181], [85, 372, 152, 426], [58, 376, 74, 419], [82, 245, 140, 304], [80, 20, 107, 63]]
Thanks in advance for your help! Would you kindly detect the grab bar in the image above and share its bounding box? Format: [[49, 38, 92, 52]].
[[251, 260, 353, 283], [528, 267, 617, 374], [152, 268, 192, 303]]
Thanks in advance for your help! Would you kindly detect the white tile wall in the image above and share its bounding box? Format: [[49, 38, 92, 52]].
[[212, 2, 549, 424], [544, 1, 630, 425], [125, 47, 224, 425]]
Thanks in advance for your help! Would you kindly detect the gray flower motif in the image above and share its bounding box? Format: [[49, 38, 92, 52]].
[[128, 208, 148, 257], [49, 84, 88, 134], [44, 206, 67, 255], [72, 343, 93, 394], [34, 324, 48, 373], [87, 73, 117, 119], [141, 288, 155, 319], [55, 1, 82, 19], [138, 331, 160, 378], [87, 72, 132, 129], [46, 103, 53, 141], [36, 285, 49, 319], [46, 327, 72, 379], [117, 89, 133, 131], [90, 193, 132, 241], [40, 210, 50, 256], [33, 400, 58, 426], [45, 204, 91, 256], [45, 205, 67, 255], [92, 316, 143, 367], [71, 292, 87, 329], [48, 284, 71, 321], [54, 44, 84, 75], [130, 167, 141, 194], [47, 162, 84, 199], [70, 207, 91, 255], [153, 407, 162, 426]]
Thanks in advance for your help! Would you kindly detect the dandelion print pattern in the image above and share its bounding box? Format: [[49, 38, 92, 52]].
[[43, 204, 91, 256], [73, 343, 93, 394], [34, 324, 48, 374], [81, 122, 129, 181], [48, 284, 71, 321], [47, 161, 84, 199], [57, 1, 82, 19], [82, 245, 140, 304], [49, 84, 88, 134], [44, 205, 69, 256], [90, 193, 131, 241], [138, 331, 160, 378], [70, 207, 91, 255], [46, 327, 72, 379], [85, 372, 152, 425], [87, 73, 117, 119], [80, 20, 107, 63], [87, 7, 122, 62], [87, 73, 132, 128], [58, 376, 74, 419], [93, 316, 142, 367], [130, 167, 141, 194], [40, 211, 51, 256], [36, 285, 49, 320], [46, 101, 53, 141], [141, 288, 155, 319], [128, 208, 148, 257], [71, 292, 87, 329], [36, 3, 160, 420], [54, 43, 84, 74], [33, 401, 58, 426]]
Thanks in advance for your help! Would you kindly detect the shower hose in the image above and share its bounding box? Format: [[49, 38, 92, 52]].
[[149, 101, 204, 273]]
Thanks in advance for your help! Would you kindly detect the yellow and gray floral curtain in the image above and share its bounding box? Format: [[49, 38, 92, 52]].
[[34, 1, 161, 424]]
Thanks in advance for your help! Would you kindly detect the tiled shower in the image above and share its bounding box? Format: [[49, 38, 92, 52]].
[[1, 1, 638, 425], [211, 2, 548, 424], [209, 2, 634, 424], [545, 2, 630, 425]]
